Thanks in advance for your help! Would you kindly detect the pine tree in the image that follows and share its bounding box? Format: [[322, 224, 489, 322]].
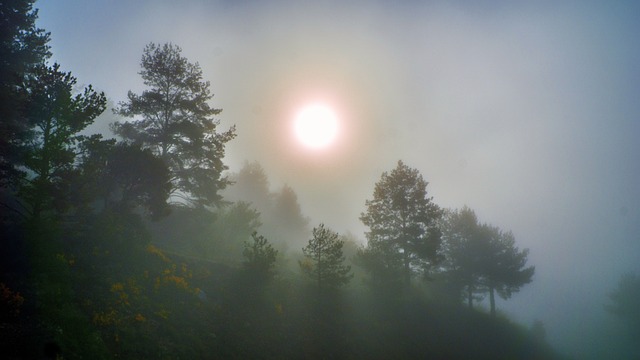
[[19, 64, 106, 218], [243, 232, 278, 283], [360, 160, 442, 287], [300, 224, 352, 291], [0, 0, 51, 185], [112, 43, 235, 207]]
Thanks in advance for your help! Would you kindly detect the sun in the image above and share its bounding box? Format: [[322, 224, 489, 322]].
[[294, 104, 338, 149]]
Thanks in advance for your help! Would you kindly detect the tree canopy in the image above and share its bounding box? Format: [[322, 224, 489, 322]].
[[441, 207, 535, 316], [112, 42, 236, 208], [0, 0, 51, 185], [243, 231, 278, 284], [300, 224, 352, 291], [18, 63, 106, 218], [360, 160, 442, 287]]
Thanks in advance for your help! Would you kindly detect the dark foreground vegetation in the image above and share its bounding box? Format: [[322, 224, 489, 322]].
[[0, 1, 570, 359], [1, 209, 562, 359]]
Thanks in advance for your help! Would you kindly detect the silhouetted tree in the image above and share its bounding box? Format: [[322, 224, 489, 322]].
[[103, 143, 171, 219], [359, 160, 442, 287], [112, 42, 235, 208], [442, 207, 534, 316], [607, 273, 640, 339], [76, 137, 171, 219], [243, 231, 278, 283], [440, 207, 486, 308], [481, 225, 534, 316], [300, 224, 352, 291], [18, 64, 106, 218], [0, 0, 50, 186]]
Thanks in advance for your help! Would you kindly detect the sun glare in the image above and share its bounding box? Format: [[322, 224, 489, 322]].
[[294, 104, 339, 149]]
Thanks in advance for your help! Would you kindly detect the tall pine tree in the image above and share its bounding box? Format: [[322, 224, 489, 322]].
[[112, 43, 235, 208], [360, 160, 442, 287], [300, 224, 352, 291]]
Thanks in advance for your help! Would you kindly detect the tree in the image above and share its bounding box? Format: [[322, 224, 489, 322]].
[[243, 232, 278, 283], [207, 201, 262, 261], [606, 273, 640, 339], [441, 207, 534, 316], [77, 139, 171, 219], [273, 184, 308, 231], [18, 64, 106, 218], [300, 224, 352, 291], [267, 184, 309, 248], [440, 207, 486, 308], [112, 42, 236, 208], [481, 225, 534, 317], [0, 0, 51, 186], [359, 160, 442, 287]]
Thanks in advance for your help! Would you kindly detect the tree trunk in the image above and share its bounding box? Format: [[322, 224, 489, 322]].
[[467, 284, 473, 309], [489, 285, 496, 317]]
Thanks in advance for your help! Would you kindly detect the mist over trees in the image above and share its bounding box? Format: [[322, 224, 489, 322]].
[[0, 3, 569, 359], [224, 161, 310, 250]]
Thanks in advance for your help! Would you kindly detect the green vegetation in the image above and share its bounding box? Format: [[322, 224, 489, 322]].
[[0, 2, 565, 359]]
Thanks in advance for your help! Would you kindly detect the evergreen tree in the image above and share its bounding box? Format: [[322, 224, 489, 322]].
[[77, 139, 171, 219], [112, 42, 235, 208], [0, 0, 51, 186], [18, 64, 106, 218], [481, 225, 534, 316], [243, 231, 278, 283], [440, 207, 486, 308], [359, 160, 442, 287], [300, 224, 352, 291], [208, 201, 262, 261], [441, 207, 534, 316]]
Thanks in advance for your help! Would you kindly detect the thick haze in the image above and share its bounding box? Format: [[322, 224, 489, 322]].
[[38, 0, 640, 357]]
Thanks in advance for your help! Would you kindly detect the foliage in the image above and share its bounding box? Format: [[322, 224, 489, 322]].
[[243, 231, 278, 283], [441, 207, 535, 316], [0, 0, 51, 185], [112, 42, 236, 208], [359, 160, 442, 287], [300, 224, 352, 291], [440, 207, 487, 307], [208, 202, 262, 261], [77, 139, 171, 219], [17, 63, 106, 218]]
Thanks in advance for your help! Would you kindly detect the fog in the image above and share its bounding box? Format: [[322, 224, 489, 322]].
[[36, 0, 640, 357]]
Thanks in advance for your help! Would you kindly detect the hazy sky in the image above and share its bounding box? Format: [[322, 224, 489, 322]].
[[37, 1, 640, 357]]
